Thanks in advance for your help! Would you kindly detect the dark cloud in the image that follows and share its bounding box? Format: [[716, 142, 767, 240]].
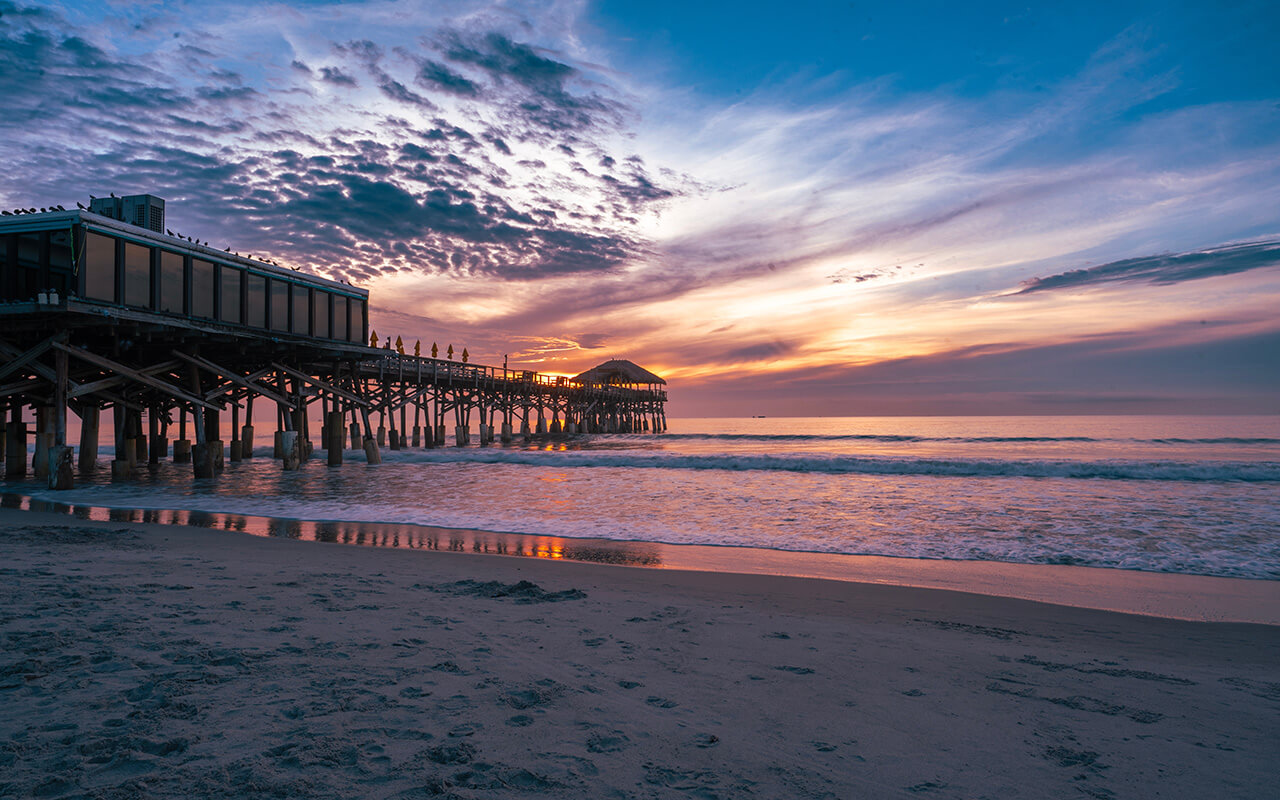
[[1018, 240, 1280, 294], [376, 76, 436, 109], [485, 134, 512, 155], [724, 340, 795, 362], [416, 59, 480, 96], [318, 66, 357, 87], [436, 31, 624, 136]]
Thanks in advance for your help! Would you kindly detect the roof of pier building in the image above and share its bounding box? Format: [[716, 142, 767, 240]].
[[572, 359, 666, 387]]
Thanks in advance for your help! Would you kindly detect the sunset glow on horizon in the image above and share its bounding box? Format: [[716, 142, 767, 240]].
[[3, 0, 1277, 415]]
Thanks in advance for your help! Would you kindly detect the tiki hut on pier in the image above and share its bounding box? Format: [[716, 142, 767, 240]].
[[571, 359, 666, 391], [570, 359, 667, 433]]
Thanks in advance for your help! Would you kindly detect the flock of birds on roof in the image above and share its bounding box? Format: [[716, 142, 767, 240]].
[[3, 200, 355, 285], [2, 205, 66, 214]]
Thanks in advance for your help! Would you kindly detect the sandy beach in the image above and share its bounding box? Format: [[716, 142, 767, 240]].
[[2, 508, 1277, 799]]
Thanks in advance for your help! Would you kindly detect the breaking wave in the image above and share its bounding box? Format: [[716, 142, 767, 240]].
[[379, 448, 1280, 482]]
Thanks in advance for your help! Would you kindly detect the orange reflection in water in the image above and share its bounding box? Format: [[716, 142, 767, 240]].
[[529, 539, 566, 559], [3, 492, 660, 568]]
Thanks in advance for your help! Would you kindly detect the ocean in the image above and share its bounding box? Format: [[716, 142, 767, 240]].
[[6, 415, 1279, 580]]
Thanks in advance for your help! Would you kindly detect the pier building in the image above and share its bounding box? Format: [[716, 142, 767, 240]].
[[0, 196, 667, 489]]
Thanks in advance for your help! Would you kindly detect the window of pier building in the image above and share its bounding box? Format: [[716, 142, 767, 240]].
[[269, 278, 289, 332], [245, 273, 266, 328], [83, 231, 116, 302], [291, 283, 309, 336], [355, 298, 367, 343], [333, 295, 348, 341], [159, 250, 184, 313], [191, 259, 215, 318], [123, 241, 151, 308], [12, 233, 41, 301], [48, 230, 75, 296], [220, 266, 242, 324], [313, 290, 330, 339]]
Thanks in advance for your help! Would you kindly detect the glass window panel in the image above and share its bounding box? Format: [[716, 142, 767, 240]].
[[84, 232, 116, 302], [291, 284, 309, 336], [160, 251, 184, 313], [245, 274, 266, 327], [49, 230, 74, 295], [192, 259, 215, 317], [313, 291, 330, 339], [270, 279, 288, 331], [17, 233, 40, 270], [220, 267, 242, 324], [354, 299, 367, 343], [16, 233, 40, 301], [333, 295, 347, 341], [123, 241, 151, 307]]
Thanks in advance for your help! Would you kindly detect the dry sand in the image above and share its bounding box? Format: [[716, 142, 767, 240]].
[[1, 508, 1277, 799]]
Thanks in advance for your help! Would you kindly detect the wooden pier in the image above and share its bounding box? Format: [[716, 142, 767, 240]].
[[0, 200, 667, 489]]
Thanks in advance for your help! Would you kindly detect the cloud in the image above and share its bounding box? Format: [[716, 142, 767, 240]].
[[667, 319, 1280, 416], [0, 0, 684, 284], [415, 59, 480, 96], [318, 66, 357, 86], [1017, 239, 1280, 294]]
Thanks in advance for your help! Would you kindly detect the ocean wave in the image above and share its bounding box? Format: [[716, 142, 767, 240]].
[[378, 448, 1280, 482], [644, 433, 1280, 445]]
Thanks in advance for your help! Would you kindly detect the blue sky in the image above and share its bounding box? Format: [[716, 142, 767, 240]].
[[2, 0, 1277, 414]]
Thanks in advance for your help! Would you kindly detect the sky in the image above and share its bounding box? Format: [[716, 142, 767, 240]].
[[2, 0, 1278, 416]]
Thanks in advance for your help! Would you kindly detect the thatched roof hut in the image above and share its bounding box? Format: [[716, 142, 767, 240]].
[[571, 359, 666, 387]]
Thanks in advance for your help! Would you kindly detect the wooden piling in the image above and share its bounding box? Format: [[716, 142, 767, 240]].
[[230, 401, 242, 462], [78, 404, 99, 471]]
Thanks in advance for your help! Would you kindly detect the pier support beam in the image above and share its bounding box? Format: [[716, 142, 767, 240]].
[[189, 369, 214, 479], [78, 405, 99, 471], [281, 430, 301, 470], [242, 395, 255, 460], [148, 410, 166, 465], [111, 402, 130, 477], [48, 348, 73, 490], [205, 408, 224, 472], [327, 412, 343, 466], [360, 407, 381, 465], [174, 409, 191, 463], [33, 405, 51, 479], [229, 402, 242, 462]]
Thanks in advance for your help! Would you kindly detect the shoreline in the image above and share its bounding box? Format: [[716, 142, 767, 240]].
[[2, 497, 1277, 625]]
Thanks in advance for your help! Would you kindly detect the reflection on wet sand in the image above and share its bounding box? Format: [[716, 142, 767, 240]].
[[2, 492, 662, 568]]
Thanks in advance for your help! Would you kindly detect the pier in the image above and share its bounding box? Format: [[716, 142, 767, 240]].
[[0, 197, 667, 489]]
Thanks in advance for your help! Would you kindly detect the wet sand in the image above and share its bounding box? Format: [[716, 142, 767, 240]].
[[2, 507, 1277, 798]]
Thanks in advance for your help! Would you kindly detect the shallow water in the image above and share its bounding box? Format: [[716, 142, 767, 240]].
[[7, 415, 1279, 579]]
